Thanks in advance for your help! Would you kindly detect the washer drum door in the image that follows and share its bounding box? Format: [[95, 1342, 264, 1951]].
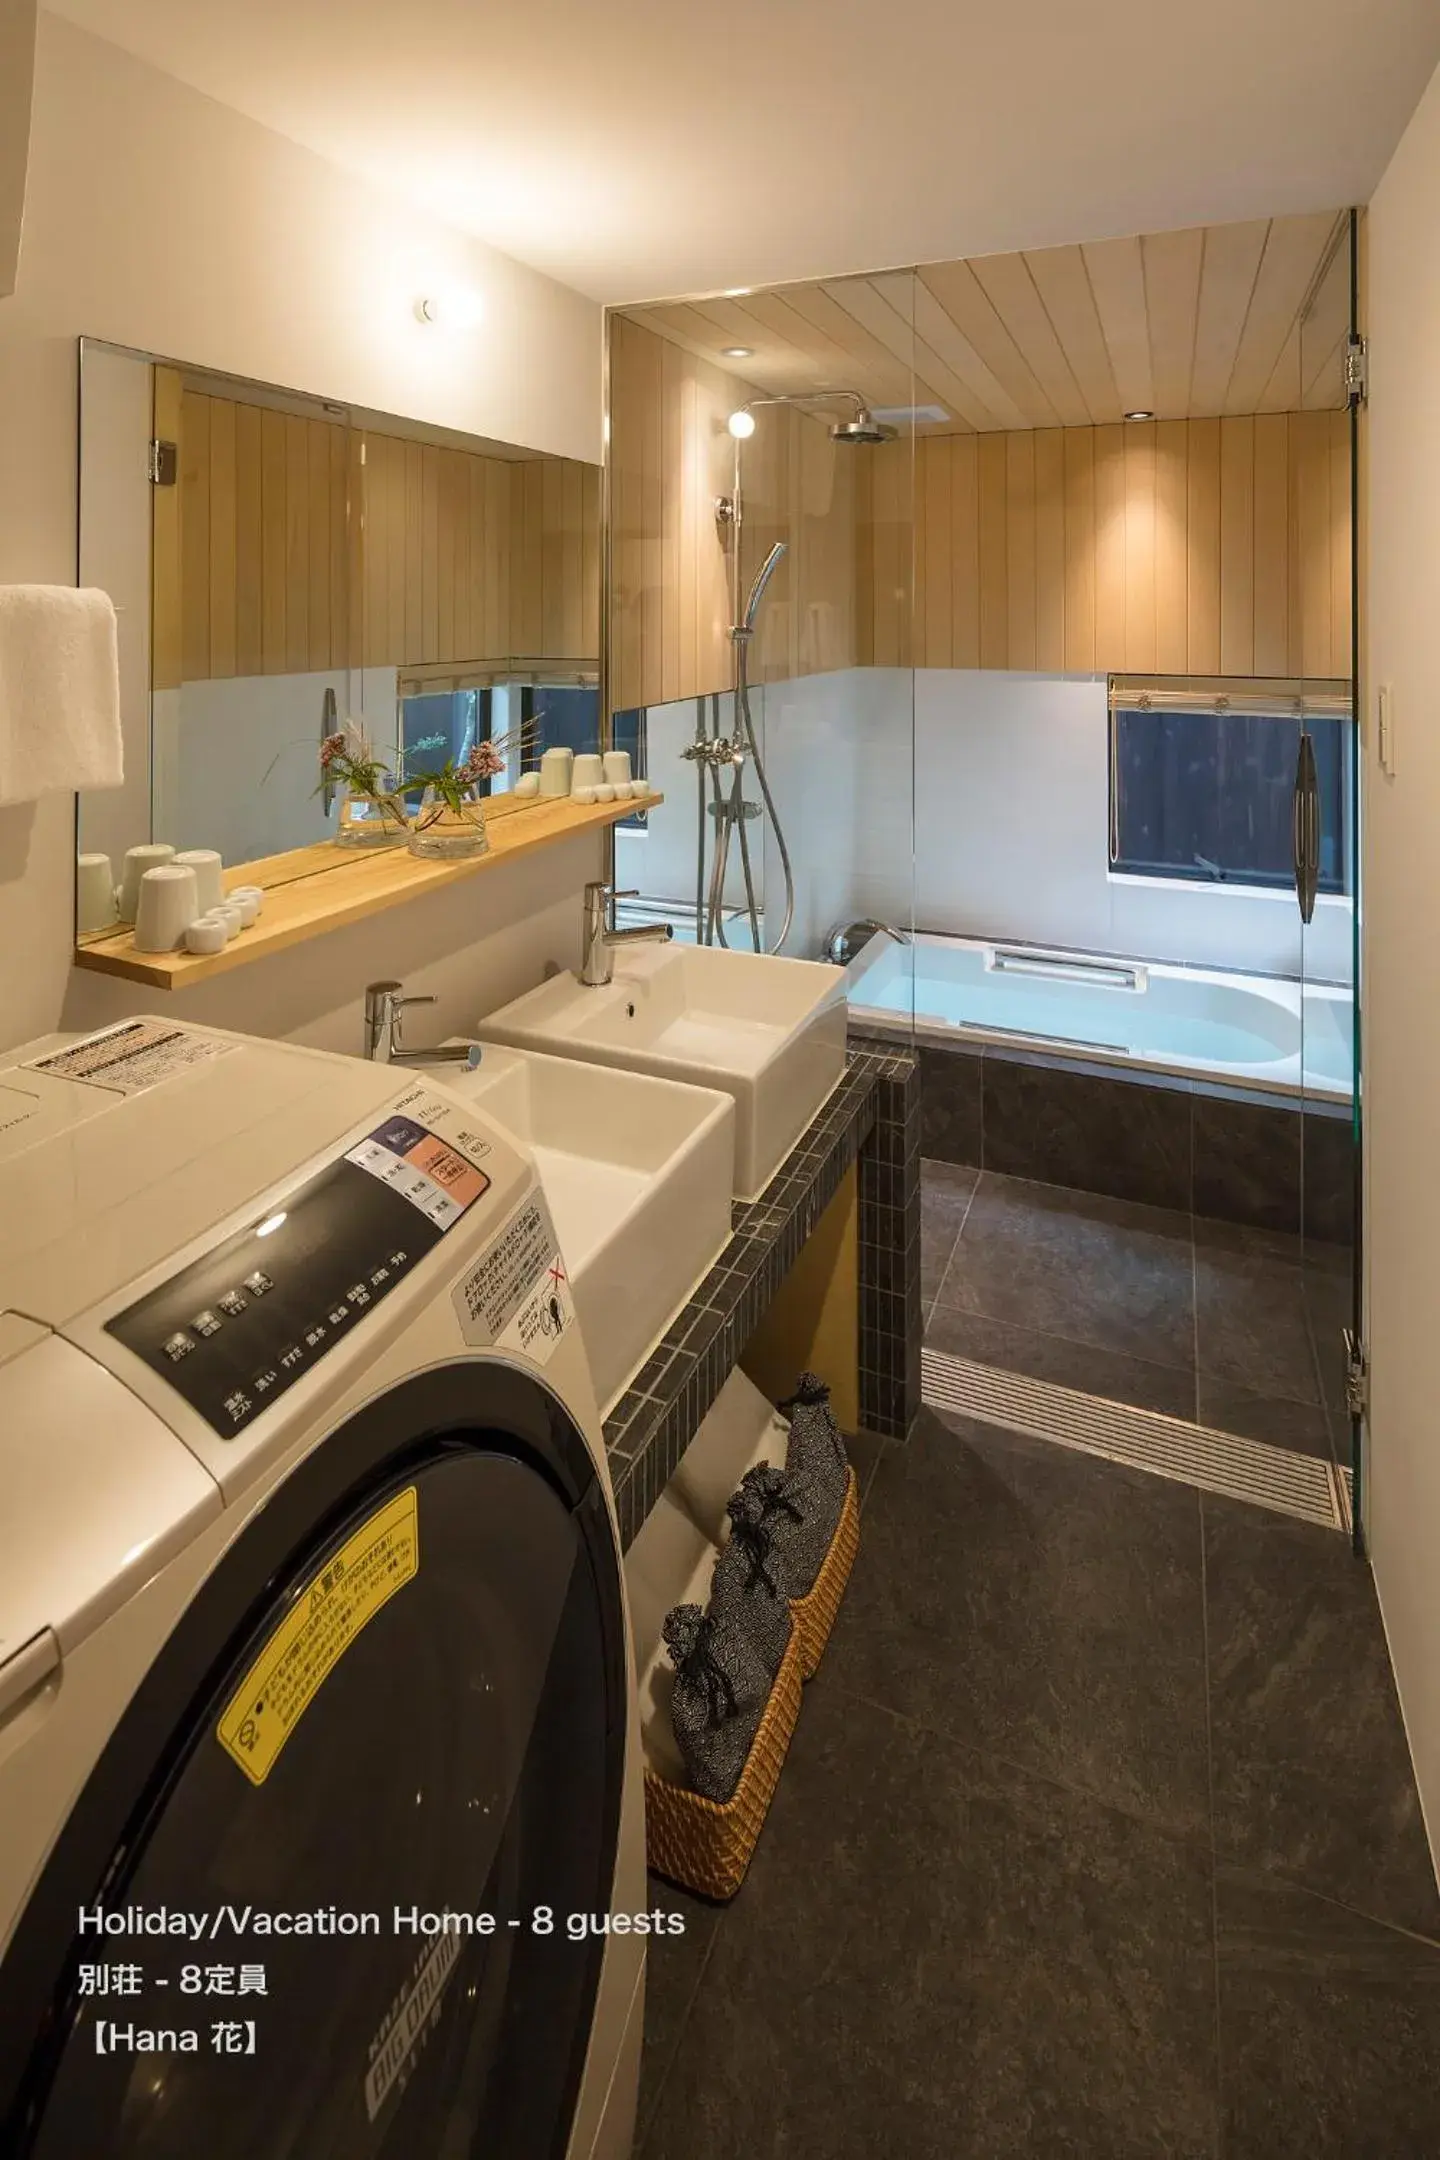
[[0, 1360, 627, 2160]]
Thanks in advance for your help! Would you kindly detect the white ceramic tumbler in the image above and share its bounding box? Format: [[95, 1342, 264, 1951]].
[[570, 753, 604, 792], [76, 853, 116, 935], [594, 782, 616, 802], [538, 748, 574, 798], [118, 843, 175, 923], [514, 772, 541, 797], [133, 864, 199, 953], [602, 751, 632, 788], [172, 850, 224, 915]]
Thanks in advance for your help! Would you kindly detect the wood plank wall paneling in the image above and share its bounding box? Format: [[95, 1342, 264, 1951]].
[[607, 313, 859, 714], [173, 389, 599, 683], [885, 411, 1351, 678]]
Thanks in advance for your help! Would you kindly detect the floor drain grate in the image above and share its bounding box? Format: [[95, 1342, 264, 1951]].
[[922, 1349, 1344, 1530]]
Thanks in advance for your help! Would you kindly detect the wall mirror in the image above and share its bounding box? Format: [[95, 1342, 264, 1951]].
[[74, 338, 601, 953]]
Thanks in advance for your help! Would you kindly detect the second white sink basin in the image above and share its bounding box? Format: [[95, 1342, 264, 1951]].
[[477, 943, 848, 1201], [427, 1042, 735, 1415]]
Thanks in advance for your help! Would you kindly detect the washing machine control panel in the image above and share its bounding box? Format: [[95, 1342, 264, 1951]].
[[107, 1112, 492, 1435]]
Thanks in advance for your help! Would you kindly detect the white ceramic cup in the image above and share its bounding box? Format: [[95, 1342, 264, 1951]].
[[230, 884, 265, 916], [594, 782, 616, 802], [602, 751, 632, 787], [538, 748, 574, 798], [233, 891, 261, 928], [76, 853, 116, 935], [570, 753, 605, 792], [205, 902, 243, 937], [134, 864, 199, 953], [118, 843, 175, 923], [514, 771, 541, 798], [172, 849, 224, 915], [184, 918, 229, 956], [572, 785, 598, 805]]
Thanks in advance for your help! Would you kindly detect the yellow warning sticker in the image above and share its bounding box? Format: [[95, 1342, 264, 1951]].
[[218, 1487, 419, 1786]]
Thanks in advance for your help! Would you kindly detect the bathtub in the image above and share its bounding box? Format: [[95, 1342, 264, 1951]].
[[846, 932, 1354, 1101]]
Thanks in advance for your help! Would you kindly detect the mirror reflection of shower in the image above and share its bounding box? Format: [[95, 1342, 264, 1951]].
[[689, 391, 899, 955]]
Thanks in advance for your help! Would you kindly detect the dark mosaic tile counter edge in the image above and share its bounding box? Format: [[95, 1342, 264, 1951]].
[[605, 1038, 921, 1550]]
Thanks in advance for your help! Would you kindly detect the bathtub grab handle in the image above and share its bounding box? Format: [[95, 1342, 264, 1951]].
[[985, 947, 1146, 994]]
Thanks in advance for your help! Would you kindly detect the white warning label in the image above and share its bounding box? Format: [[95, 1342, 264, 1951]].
[[451, 1195, 575, 1364], [28, 1020, 234, 1095]]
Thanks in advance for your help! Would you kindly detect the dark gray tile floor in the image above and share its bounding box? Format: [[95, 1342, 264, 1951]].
[[638, 1411, 1440, 2159], [924, 1162, 1352, 1463]]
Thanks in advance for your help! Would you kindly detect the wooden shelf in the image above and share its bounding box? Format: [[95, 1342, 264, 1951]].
[[74, 792, 663, 991]]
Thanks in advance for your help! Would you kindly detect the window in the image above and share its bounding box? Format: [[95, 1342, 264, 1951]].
[[397, 676, 606, 799], [1109, 692, 1350, 895]]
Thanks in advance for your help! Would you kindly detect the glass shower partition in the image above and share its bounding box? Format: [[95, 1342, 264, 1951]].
[[1297, 210, 1363, 1535], [602, 278, 919, 1012]]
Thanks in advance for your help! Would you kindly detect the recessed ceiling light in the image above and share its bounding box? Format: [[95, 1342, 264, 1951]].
[[722, 346, 753, 359], [1124, 409, 1155, 422]]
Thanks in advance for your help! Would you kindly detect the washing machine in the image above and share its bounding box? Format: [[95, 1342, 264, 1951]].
[[0, 1017, 646, 2159]]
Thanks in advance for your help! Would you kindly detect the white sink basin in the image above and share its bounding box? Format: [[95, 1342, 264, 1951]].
[[427, 1042, 734, 1415], [477, 943, 848, 1201]]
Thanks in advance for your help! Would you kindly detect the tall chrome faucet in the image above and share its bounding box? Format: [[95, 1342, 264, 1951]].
[[580, 883, 674, 987]]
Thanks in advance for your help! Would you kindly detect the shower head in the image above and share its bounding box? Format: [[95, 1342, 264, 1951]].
[[829, 410, 898, 445], [728, 389, 898, 445]]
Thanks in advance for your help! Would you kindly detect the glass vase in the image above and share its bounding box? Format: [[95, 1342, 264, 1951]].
[[333, 785, 406, 849], [405, 788, 490, 861]]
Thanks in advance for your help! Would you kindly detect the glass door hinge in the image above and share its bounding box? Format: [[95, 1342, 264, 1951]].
[[147, 438, 178, 486], [1343, 1328, 1368, 1420], [1344, 337, 1369, 407]]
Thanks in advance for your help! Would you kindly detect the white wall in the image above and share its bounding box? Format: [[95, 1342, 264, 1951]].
[[913, 671, 1353, 984], [1361, 56, 1440, 1867], [0, 0, 36, 298], [663, 662, 1353, 975], [0, 15, 603, 1055]]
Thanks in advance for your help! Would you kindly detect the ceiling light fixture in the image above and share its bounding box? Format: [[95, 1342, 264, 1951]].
[[1124, 408, 1155, 422], [722, 346, 753, 359]]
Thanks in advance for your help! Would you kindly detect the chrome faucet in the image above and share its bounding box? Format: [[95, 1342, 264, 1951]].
[[580, 883, 674, 987], [363, 980, 481, 1066]]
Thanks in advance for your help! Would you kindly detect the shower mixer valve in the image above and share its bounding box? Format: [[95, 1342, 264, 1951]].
[[682, 737, 743, 768]]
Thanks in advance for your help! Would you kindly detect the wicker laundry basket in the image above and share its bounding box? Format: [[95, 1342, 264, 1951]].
[[644, 1623, 804, 1901], [788, 1466, 860, 1680]]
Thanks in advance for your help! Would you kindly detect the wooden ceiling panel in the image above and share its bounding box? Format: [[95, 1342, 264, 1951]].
[[1019, 244, 1121, 423], [1224, 209, 1345, 414], [622, 210, 1351, 432], [918, 259, 1060, 426], [1081, 235, 1154, 417], [1189, 219, 1269, 416], [908, 280, 1032, 430], [1142, 225, 1205, 418], [968, 252, 1092, 427]]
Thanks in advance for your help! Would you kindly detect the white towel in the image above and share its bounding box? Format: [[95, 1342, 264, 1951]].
[[0, 585, 123, 807]]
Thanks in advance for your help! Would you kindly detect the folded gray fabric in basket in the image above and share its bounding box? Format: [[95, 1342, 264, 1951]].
[[712, 1484, 794, 1680], [733, 1461, 833, 1601], [663, 1602, 773, 1804], [779, 1372, 848, 1542]]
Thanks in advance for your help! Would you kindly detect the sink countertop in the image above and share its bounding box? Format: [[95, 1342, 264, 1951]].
[[602, 1037, 922, 1550]]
